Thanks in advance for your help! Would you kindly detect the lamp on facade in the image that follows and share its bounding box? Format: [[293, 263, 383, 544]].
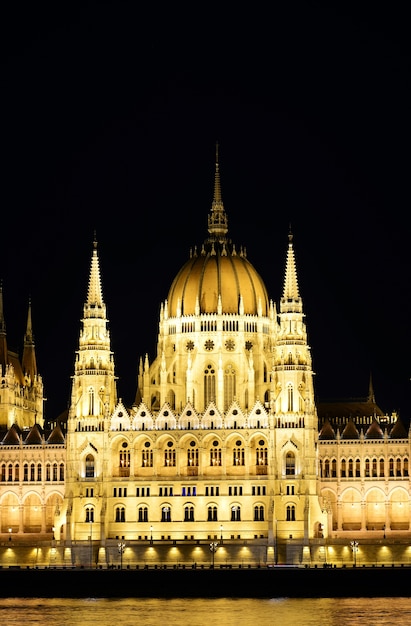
[[150, 525, 153, 545], [118, 541, 126, 569], [220, 525, 223, 545], [209, 541, 218, 568], [350, 540, 359, 566], [89, 520, 93, 568], [8, 527, 12, 542]]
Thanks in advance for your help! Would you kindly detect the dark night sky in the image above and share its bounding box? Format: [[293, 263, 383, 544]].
[[1, 4, 410, 423]]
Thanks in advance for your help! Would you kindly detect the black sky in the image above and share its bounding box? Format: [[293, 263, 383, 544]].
[[1, 4, 410, 422]]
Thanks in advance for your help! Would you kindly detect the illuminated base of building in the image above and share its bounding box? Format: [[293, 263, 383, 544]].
[[2, 537, 411, 569]]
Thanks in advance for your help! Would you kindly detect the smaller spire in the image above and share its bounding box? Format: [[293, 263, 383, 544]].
[[280, 229, 302, 313], [22, 298, 37, 378], [87, 237, 104, 306], [0, 281, 8, 372]]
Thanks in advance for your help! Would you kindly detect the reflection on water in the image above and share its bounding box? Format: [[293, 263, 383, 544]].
[[1, 597, 411, 626]]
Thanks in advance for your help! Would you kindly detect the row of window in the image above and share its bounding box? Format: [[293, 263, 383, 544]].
[[0, 462, 64, 482], [112, 485, 268, 497], [320, 457, 409, 479], [123, 447, 269, 468], [85, 504, 271, 523]]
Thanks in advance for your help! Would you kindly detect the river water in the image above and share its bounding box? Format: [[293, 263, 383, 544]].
[[0, 597, 411, 625]]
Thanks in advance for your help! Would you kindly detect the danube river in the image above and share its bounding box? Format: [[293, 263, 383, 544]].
[[0, 597, 411, 625]]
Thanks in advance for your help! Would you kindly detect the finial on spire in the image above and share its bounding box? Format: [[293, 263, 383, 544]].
[[93, 230, 98, 249], [288, 223, 293, 243]]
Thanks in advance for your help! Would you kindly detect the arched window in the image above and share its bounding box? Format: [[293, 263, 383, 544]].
[[207, 505, 218, 521], [85, 454, 95, 478], [287, 384, 293, 412], [224, 364, 236, 411], [142, 447, 153, 467], [254, 505, 264, 521], [285, 452, 295, 476], [164, 448, 176, 467], [85, 506, 94, 523], [184, 505, 194, 521], [210, 446, 221, 466], [59, 463, 64, 481], [161, 506, 171, 522], [204, 364, 216, 407], [233, 446, 245, 466], [256, 447, 268, 466], [231, 505, 241, 521], [187, 448, 198, 466], [379, 458, 385, 477], [115, 506, 125, 522], [138, 506, 148, 522], [286, 504, 296, 521], [88, 387, 95, 416]]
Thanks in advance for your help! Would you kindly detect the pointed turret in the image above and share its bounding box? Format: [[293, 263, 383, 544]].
[[280, 229, 302, 314], [22, 299, 38, 379], [85, 237, 105, 319], [0, 282, 7, 374], [70, 237, 117, 421]]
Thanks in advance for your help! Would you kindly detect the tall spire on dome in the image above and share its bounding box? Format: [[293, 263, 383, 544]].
[[207, 141, 228, 240], [280, 227, 302, 313]]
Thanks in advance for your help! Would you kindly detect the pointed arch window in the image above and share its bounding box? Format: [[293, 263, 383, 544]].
[[142, 448, 153, 467], [85, 506, 94, 523], [231, 505, 241, 521], [184, 505, 195, 521], [254, 505, 264, 521], [285, 452, 295, 476], [256, 447, 268, 466], [138, 506, 148, 522], [161, 506, 171, 522], [85, 454, 95, 478], [287, 384, 293, 412], [115, 506, 125, 522], [224, 364, 236, 411], [204, 364, 216, 407], [187, 448, 199, 467], [233, 446, 245, 466], [88, 387, 95, 416], [286, 504, 296, 521], [210, 447, 221, 466], [207, 505, 218, 521]]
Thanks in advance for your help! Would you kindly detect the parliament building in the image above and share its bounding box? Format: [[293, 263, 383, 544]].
[[1, 154, 410, 568]]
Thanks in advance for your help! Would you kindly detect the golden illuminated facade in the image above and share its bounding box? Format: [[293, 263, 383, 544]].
[[1, 153, 410, 567]]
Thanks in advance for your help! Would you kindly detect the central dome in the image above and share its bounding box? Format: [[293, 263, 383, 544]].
[[167, 243, 269, 316], [166, 149, 269, 317]]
